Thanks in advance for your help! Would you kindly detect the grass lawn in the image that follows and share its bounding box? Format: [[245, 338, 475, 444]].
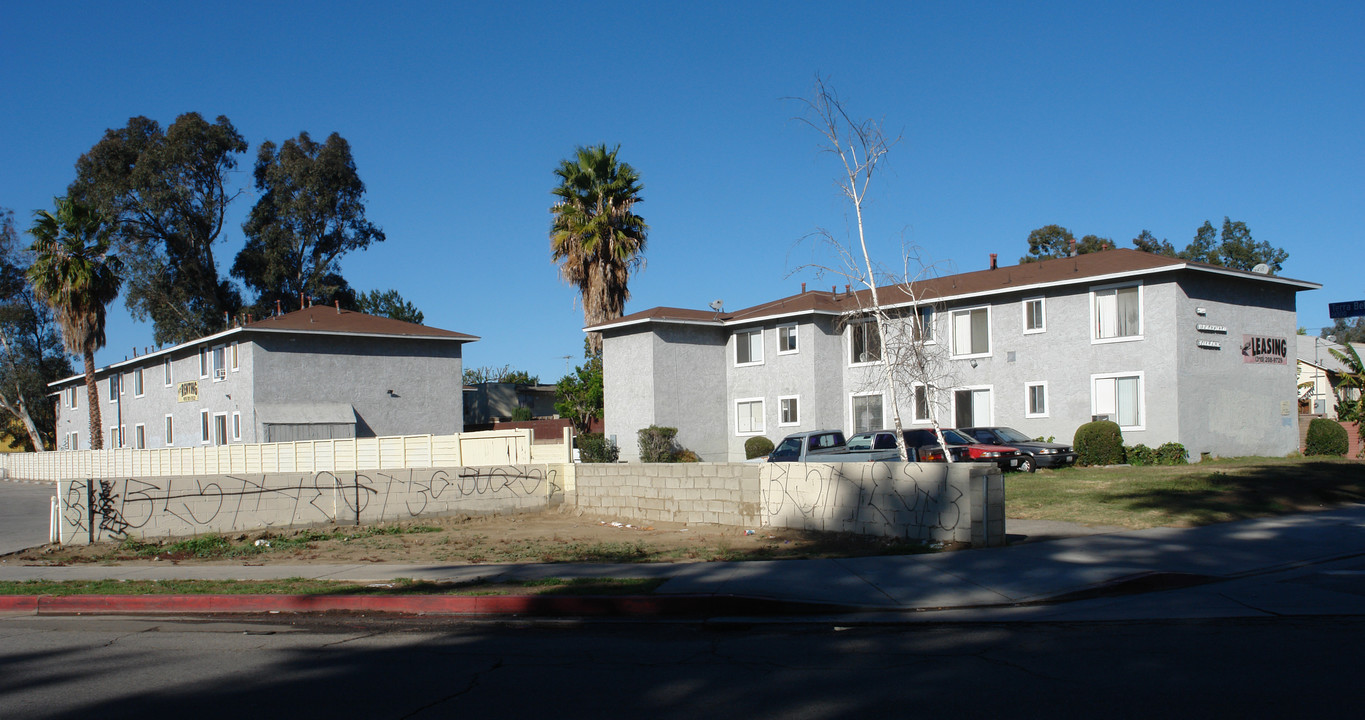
[[1007, 456, 1365, 529]]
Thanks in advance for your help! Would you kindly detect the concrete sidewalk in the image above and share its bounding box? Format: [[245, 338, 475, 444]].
[[3, 505, 1364, 621]]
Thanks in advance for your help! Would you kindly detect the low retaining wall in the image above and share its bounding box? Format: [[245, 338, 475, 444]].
[[55, 461, 1005, 548], [57, 465, 564, 545], [570, 461, 1004, 546]]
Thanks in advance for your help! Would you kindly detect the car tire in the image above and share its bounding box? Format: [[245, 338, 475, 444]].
[[1018, 455, 1036, 473]]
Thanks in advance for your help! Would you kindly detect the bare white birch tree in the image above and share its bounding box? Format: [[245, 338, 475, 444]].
[[792, 77, 956, 461]]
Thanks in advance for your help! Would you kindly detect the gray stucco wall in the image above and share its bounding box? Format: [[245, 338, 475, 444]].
[[1173, 274, 1301, 457], [253, 334, 463, 438], [604, 329, 658, 462]]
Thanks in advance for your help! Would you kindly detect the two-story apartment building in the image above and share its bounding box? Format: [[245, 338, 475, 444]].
[[591, 249, 1319, 462], [50, 306, 477, 450]]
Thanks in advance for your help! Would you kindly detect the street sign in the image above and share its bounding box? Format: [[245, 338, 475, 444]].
[[1329, 300, 1365, 319]]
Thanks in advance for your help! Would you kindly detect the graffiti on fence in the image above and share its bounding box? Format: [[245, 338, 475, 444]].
[[761, 462, 967, 533], [58, 465, 561, 542]]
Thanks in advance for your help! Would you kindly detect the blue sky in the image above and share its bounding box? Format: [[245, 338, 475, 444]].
[[3, 1, 1361, 382]]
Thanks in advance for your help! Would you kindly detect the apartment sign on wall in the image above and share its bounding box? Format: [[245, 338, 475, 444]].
[[177, 381, 199, 402], [1241, 335, 1288, 365]]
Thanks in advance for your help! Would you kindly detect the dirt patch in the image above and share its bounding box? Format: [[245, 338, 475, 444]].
[[10, 507, 954, 566]]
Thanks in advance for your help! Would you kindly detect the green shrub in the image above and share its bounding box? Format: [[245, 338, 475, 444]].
[[1125, 444, 1155, 466], [638, 425, 680, 462], [577, 433, 619, 463], [1305, 418, 1349, 456], [676, 449, 701, 463], [1074, 420, 1125, 466], [1155, 442, 1188, 465], [744, 436, 775, 460], [510, 407, 533, 421]]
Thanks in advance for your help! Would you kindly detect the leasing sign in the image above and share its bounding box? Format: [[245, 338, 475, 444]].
[[1241, 335, 1288, 365], [177, 381, 199, 402]]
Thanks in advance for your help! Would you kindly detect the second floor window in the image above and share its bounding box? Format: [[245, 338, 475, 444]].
[[850, 319, 880, 364], [951, 307, 991, 357], [1094, 284, 1141, 341], [736, 329, 763, 365]]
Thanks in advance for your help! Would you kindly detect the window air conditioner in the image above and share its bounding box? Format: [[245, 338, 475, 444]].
[[214, 368, 226, 380]]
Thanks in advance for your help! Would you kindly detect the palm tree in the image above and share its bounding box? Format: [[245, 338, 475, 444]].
[[27, 197, 122, 450], [550, 144, 648, 356]]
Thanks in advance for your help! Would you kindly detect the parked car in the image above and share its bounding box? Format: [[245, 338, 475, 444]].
[[959, 426, 1079, 472], [767, 429, 900, 463], [850, 428, 1030, 471]]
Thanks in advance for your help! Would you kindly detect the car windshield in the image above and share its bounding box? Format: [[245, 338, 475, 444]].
[[994, 427, 1032, 443], [940, 429, 973, 444]]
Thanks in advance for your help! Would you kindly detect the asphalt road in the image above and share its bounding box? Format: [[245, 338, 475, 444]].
[[1, 614, 1362, 718], [0, 481, 54, 556]]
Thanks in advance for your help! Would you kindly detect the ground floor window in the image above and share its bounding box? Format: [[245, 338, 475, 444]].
[[1025, 382, 1048, 418], [953, 387, 992, 427], [736, 398, 765, 435], [165, 415, 174, 446], [133, 424, 145, 449], [912, 385, 931, 423], [779, 396, 799, 426], [1092, 372, 1143, 429], [851, 393, 884, 434]]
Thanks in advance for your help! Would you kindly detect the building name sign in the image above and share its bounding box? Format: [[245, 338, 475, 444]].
[[1197, 340, 1221, 349], [1241, 335, 1287, 365], [1196, 323, 1228, 334], [177, 381, 199, 403]]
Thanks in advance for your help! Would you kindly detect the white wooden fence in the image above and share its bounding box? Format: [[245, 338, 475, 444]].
[[0, 428, 573, 482]]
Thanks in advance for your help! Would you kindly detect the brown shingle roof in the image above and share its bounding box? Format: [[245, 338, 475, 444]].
[[245, 306, 478, 341], [591, 249, 1317, 331]]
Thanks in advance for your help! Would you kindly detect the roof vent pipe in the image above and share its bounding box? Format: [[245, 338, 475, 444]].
[[1069, 238, 1077, 257], [990, 253, 998, 270], [801, 282, 806, 294], [335, 300, 341, 314], [275, 299, 282, 316], [845, 284, 850, 296]]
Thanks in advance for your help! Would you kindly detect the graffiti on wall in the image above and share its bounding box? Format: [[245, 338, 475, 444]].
[[60, 465, 561, 542], [762, 462, 965, 533]]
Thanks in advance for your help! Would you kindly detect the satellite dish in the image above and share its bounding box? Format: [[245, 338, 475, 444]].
[[1251, 263, 1271, 275], [708, 299, 724, 312]]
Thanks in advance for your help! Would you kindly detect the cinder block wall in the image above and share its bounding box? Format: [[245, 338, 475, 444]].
[[759, 462, 1004, 546], [571, 463, 762, 526], [57, 465, 565, 545]]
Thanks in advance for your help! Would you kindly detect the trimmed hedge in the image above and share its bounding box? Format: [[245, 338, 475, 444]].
[[1305, 418, 1349, 457], [577, 433, 619, 463], [1125, 442, 1188, 466], [744, 436, 775, 460], [1075, 420, 1125, 466], [638, 425, 680, 463]]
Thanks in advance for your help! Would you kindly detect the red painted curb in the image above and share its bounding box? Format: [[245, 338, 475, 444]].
[[4, 594, 839, 617]]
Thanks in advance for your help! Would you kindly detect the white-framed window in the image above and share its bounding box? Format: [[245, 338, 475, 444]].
[[1092, 282, 1142, 342], [200, 409, 210, 444], [1025, 382, 1048, 418], [213, 413, 228, 445], [912, 384, 931, 423], [735, 397, 765, 435], [950, 306, 991, 358], [850, 393, 885, 434], [231, 411, 242, 441], [1023, 297, 1046, 334], [952, 386, 993, 427], [778, 395, 800, 426], [230, 341, 240, 371], [850, 318, 880, 365], [212, 345, 227, 381], [199, 348, 209, 378], [913, 307, 935, 343], [133, 368, 144, 397], [109, 425, 121, 449], [165, 415, 175, 447], [163, 357, 173, 387], [1092, 372, 1144, 430], [67, 431, 78, 451], [65, 386, 78, 409], [107, 375, 120, 403], [133, 424, 146, 450], [735, 329, 764, 366], [776, 324, 799, 355]]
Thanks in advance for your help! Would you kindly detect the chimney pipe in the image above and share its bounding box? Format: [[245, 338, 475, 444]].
[[990, 253, 998, 270], [335, 300, 341, 314], [1069, 238, 1077, 257], [801, 282, 806, 294], [831, 285, 836, 295], [275, 299, 281, 316], [845, 284, 851, 296], [299, 292, 304, 310]]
